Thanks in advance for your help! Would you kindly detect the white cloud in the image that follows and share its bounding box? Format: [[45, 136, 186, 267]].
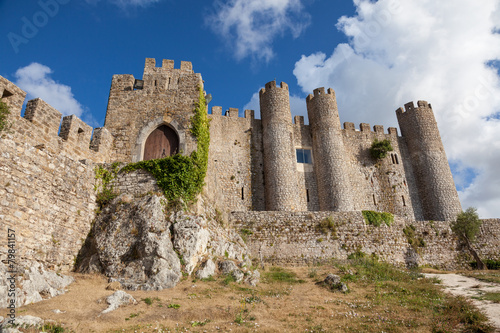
[[293, 0, 500, 218], [207, 0, 310, 61], [14, 63, 85, 118], [243, 89, 307, 121]]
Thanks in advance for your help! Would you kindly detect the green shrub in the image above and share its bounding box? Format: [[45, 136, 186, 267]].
[[362, 210, 393, 227], [369, 139, 393, 159]]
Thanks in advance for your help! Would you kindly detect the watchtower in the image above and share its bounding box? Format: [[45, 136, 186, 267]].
[[397, 101, 462, 221], [259, 81, 301, 211], [306, 88, 354, 211]]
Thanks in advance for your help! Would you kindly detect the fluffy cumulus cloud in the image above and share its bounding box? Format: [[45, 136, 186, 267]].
[[207, 0, 310, 61], [14, 63, 85, 117], [293, 0, 500, 217]]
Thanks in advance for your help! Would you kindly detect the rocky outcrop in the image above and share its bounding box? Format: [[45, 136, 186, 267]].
[[76, 194, 181, 290], [0, 261, 73, 308], [76, 193, 257, 290]]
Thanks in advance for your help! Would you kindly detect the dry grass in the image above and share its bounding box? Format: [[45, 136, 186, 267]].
[[2, 261, 495, 333]]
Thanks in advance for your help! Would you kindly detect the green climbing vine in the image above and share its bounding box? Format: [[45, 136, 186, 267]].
[[121, 87, 210, 203], [94, 162, 120, 209], [0, 98, 11, 133]]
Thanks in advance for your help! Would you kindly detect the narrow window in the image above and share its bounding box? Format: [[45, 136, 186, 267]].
[[306, 189, 310, 202], [402, 195, 406, 206], [391, 154, 395, 164], [154, 80, 157, 87], [296, 149, 312, 164], [403, 180, 407, 187], [373, 194, 377, 205], [395, 154, 399, 164], [241, 187, 244, 200]]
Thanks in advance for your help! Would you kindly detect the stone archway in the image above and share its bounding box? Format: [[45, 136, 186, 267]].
[[132, 117, 186, 162], [143, 125, 179, 160]]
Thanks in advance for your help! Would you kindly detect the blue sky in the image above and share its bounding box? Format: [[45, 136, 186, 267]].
[[1, 0, 500, 218]]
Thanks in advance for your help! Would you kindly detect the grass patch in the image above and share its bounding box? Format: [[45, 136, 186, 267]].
[[263, 267, 305, 284], [167, 303, 181, 309], [317, 216, 336, 236], [473, 292, 500, 303], [362, 210, 394, 227], [463, 270, 500, 284]]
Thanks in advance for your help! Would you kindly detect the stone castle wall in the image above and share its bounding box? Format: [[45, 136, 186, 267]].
[[231, 212, 500, 268], [0, 75, 114, 271]]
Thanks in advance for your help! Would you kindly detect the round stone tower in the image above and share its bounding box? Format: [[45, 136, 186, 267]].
[[306, 88, 354, 211], [396, 101, 462, 221], [259, 81, 301, 211]]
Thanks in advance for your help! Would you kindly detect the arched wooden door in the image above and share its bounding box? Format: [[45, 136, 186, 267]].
[[143, 125, 179, 160]]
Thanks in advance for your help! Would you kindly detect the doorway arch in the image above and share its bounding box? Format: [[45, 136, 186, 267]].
[[143, 125, 179, 160], [132, 117, 186, 162]]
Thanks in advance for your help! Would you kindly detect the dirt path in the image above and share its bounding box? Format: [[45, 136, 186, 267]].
[[425, 273, 500, 331]]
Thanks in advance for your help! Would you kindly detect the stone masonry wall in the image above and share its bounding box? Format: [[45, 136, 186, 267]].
[[103, 59, 202, 163], [231, 212, 500, 269], [0, 137, 97, 271], [0, 75, 113, 271], [205, 108, 255, 211]]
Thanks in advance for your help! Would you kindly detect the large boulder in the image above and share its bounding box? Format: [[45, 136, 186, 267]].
[[76, 194, 181, 290], [76, 193, 257, 291]]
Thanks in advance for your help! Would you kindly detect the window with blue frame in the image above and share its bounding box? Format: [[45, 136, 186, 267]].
[[296, 149, 312, 164]]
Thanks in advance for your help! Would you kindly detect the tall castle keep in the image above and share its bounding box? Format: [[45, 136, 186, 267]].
[[1, 58, 462, 222]]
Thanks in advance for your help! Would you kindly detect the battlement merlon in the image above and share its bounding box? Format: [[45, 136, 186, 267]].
[[143, 58, 194, 75], [0, 75, 27, 117], [59, 115, 93, 150], [259, 81, 289, 97], [25, 98, 62, 136]]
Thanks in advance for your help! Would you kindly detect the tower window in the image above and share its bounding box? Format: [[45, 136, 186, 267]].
[[306, 189, 310, 202], [241, 187, 244, 200], [296, 149, 312, 164], [402, 195, 406, 206], [395, 154, 399, 164]]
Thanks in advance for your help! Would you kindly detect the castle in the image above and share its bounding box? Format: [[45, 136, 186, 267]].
[[1, 58, 498, 271], [103, 58, 461, 221]]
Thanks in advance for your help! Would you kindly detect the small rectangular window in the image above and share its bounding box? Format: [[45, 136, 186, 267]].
[[296, 149, 312, 164]]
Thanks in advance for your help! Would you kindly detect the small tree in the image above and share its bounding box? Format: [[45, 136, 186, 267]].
[[451, 207, 487, 270], [370, 139, 393, 159], [0, 98, 11, 133]]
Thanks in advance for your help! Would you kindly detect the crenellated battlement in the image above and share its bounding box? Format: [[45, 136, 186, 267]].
[[259, 80, 289, 97], [0, 75, 113, 162], [342, 122, 398, 136], [306, 87, 335, 103], [396, 100, 432, 117], [143, 58, 193, 74], [210, 106, 255, 120]]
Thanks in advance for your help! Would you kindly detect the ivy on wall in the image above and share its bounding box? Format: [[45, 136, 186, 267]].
[[121, 87, 210, 203], [0, 98, 11, 133]]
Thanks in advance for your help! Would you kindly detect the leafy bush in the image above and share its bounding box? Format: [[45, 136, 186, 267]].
[[362, 210, 394, 227], [369, 139, 393, 159]]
